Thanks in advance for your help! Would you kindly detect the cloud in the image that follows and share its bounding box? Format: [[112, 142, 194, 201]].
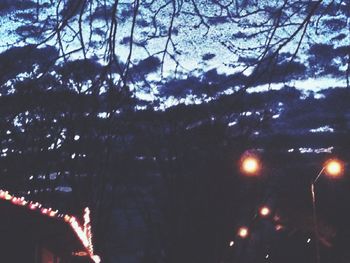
[[250, 60, 306, 85], [0, 0, 37, 12], [0, 45, 58, 83], [158, 69, 247, 98], [202, 53, 216, 61], [56, 59, 103, 83], [307, 44, 348, 76], [130, 57, 161, 80]]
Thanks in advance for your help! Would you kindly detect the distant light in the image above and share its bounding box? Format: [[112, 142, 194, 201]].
[[29, 202, 38, 210], [259, 206, 271, 217], [324, 159, 344, 178], [229, 241, 235, 247], [4, 192, 12, 200], [74, 135, 80, 141], [240, 154, 261, 176], [265, 254, 269, 259], [273, 215, 280, 222], [228, 121, 237, 127], [49, 210, 58, 217], [275, 224, 284, 231], [307, 238, 311, 243], [41, 208, 48, 214], [238, 226, 249, 239], [72, 251, 89, 257]]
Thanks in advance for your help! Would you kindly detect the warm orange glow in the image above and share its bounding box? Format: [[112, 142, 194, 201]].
[[72, 251, 88, 257], [240, 154, 261, 176], [324, 159, 344, 178], [238, 226, 249, 238], [0, 188, 101, 263], [49, 210, 58, 217], [259, 206, 271, 217]]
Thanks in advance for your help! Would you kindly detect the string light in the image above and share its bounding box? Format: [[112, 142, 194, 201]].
[[0, 189, 100, 263], [72, 251, 88, 256]]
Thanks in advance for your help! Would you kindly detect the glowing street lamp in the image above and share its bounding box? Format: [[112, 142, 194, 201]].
[[311, 158, 345, 263], [259, 206, 271, 218], [324, 159, 344, 178], [240, 154, 261, 176], [237, 226, 249, 239], [313, 158, 344, 183]]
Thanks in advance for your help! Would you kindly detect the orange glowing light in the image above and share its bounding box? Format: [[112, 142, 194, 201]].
[[73, 251, 89, 257], [0, 188, 101, 263], [259, 206, 271, 217], [240, 154, 261, 176], [238, 226, 249, 238], [324, 159, 344, 178], [49, 210, 58, 217]]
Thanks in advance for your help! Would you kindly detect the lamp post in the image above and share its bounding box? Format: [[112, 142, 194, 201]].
[[240, 153, 261, 177], [237, 226, 249, 239], [311, 158, 344, 263], [259, 206, 271, 218]]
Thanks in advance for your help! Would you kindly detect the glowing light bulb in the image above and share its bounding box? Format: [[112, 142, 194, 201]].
[[259, 206, 271, 217], [238, 226, 249, 239], [240, 153, 261, 176], [324, 159, 344, 178]]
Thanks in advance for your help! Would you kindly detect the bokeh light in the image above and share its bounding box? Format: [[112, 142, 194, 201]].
[[240, 153, 261, 176], [238, 226, 249, 239], [324, 159, 344, 178], [259, 206, 271, 217]]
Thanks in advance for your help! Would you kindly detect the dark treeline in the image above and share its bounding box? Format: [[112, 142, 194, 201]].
[[1, 73, 350, 262]]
